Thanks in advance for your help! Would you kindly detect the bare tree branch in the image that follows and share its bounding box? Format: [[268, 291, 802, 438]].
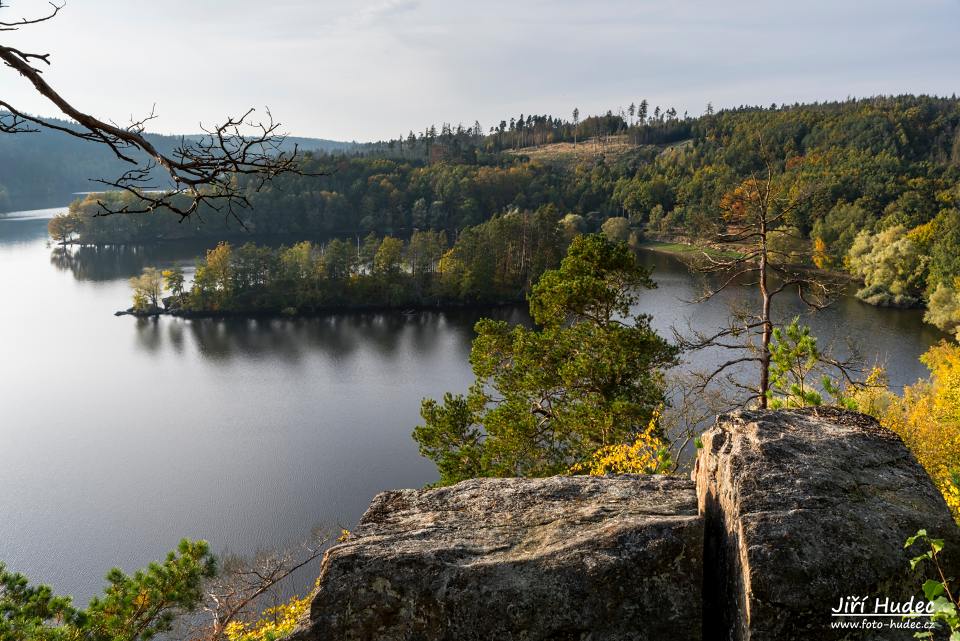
[[670, 136, 861, 409], [0, 0, 324, 221], [0, 0, 62, 31], [182, 529, 330, 641]]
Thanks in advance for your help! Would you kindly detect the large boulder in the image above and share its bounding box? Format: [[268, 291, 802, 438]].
[[289, 475, 703, 641], [694, 408, 960, 641]]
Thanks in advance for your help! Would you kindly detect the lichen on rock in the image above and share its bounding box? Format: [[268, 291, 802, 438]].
[[287, 475, 703, 641], [694, 408, 960, 641]]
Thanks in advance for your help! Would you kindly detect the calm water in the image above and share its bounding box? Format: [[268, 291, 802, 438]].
[[0, 205, 946, 605]]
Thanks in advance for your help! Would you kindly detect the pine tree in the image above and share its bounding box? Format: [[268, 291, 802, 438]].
[[413, 234, 677, 484]]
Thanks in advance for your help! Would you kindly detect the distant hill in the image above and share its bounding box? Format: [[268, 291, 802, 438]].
[[0, 114, 357, 211], [276, 136, 358, 154], [174, 134, 357, 156]]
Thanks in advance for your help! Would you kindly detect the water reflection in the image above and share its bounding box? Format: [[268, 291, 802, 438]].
[[49, 242, 209, 281], [46, 236, 356, 282], [636, 250, 946, 391], [132, 308, 529, 363], [46, 233, 945, 390], [0, 217, 51, 245]]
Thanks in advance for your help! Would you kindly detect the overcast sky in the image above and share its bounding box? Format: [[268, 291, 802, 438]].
[[4, 0, 960, 141]]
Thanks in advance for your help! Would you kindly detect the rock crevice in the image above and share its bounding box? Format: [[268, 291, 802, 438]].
[[287, 409, 960, 641], [695, 408, 960, 641]]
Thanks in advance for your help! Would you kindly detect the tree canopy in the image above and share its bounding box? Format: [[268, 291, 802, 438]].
[[0, 539, 215, 641], [413, 234, 677, 485]]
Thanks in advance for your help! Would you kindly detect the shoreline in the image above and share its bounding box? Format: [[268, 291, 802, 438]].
[[636, 238, 859, 284], [115, 299, 527, 320]]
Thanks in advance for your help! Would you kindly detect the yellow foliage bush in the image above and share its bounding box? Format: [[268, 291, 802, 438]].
[[571, 409, 671, 475], [812, 237, 833, 270], [225, 533, 357, 641], [224, 581, 317, 641], [851, 342, 960, 522]]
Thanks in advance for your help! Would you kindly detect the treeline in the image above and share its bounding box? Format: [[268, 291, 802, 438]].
[[9, 100, 690, 214], [624, 95, 960, 238], [54, 160, 558, 242], [351, 101, 693, 159], [45, 101, 699, 242], [58, 96, 960, 240], [129, 208, 567, 315]]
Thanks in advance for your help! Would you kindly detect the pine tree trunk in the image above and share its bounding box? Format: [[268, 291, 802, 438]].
[[758, 223, 771, 408]]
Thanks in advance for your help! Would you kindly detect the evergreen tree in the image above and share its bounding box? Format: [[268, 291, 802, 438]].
[[413, 234, 677, 484], [0, 539, 215, 641]]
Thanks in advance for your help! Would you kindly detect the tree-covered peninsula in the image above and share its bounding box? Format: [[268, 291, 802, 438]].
[[125, 208, 569, 316]]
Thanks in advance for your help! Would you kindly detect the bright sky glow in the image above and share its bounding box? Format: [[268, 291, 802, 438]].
[[3, 0, 959, 140]]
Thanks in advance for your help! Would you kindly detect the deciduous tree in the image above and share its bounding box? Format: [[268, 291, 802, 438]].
[[129, 267, 164, 311], [600, 216, 630, 243], [162, 267, 186, 305], [46, 213, 76, 245]]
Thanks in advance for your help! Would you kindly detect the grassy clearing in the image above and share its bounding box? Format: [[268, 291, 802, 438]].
[[638, 239, 856, 282], [506, 136, 694, 167], [506, 135, 639, 165], [637, 240, 743, 260]]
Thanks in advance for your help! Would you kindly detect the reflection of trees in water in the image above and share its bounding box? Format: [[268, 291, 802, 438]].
[[50, 244, 156, 282], [49, 241, 215, 282], [131, 307, 531, 364], [134, 316, 165, 353], [0, 217, 50, 244], [51, 245, 152, 281]]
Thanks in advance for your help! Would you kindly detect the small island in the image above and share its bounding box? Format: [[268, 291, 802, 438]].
[[117, 209, 571, 318]]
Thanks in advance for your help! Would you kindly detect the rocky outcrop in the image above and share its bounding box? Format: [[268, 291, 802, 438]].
[[694, 408, 960, 641], [285, 409, 960, 641], [288, 475, 704, 641]]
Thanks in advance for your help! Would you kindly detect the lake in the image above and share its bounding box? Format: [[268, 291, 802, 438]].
[[0, 205, 946, 605]]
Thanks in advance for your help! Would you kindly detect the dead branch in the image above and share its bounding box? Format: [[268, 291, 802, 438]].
[[0, 0, 324, 221], [184, 529, 330, 641], [671, 137, 859, 409]]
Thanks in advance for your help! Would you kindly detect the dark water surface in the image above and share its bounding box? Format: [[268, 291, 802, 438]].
[[0, 206, 946, 604]]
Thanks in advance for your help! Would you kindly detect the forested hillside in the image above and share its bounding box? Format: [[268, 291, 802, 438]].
[[47, 95, 960, 338], [0, 114, 355, 210]]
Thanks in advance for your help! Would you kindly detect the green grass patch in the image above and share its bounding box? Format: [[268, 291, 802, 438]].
[[638, 240, 743, 260]]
